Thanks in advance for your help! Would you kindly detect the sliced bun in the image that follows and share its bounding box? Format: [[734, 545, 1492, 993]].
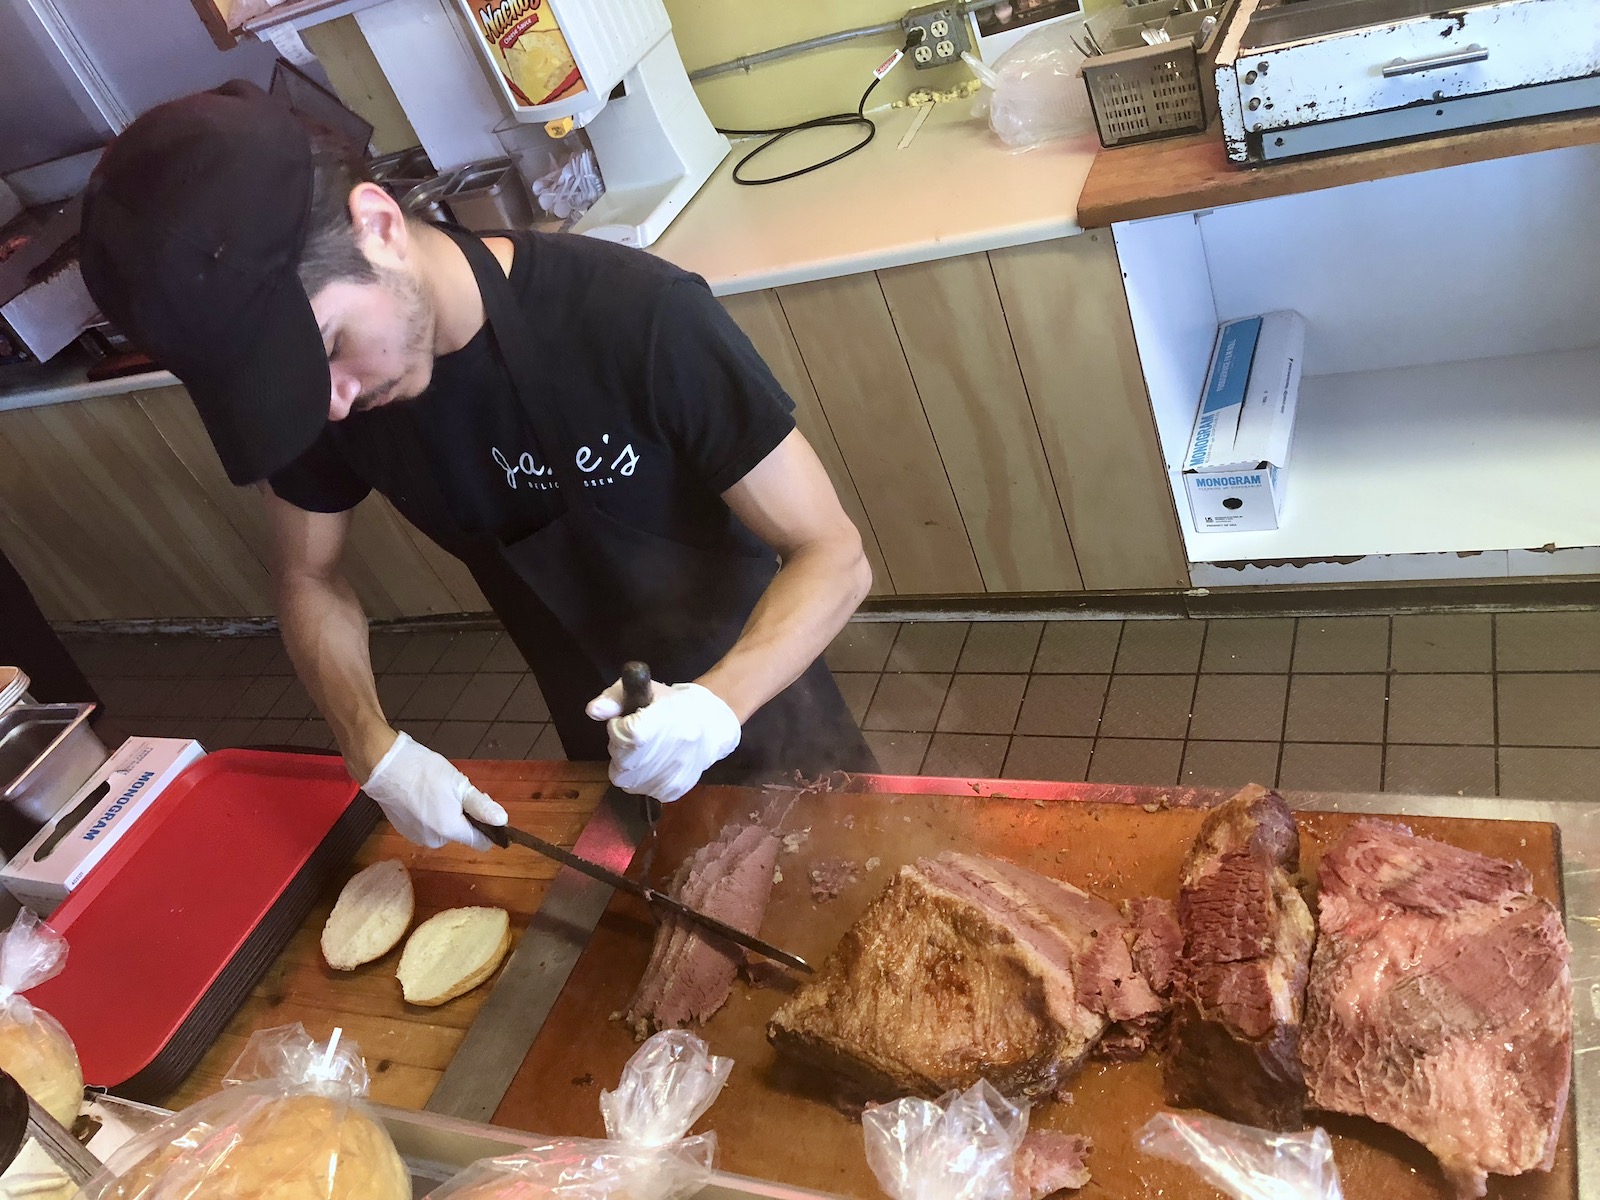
[[396, 908, 511, 1007], [101, 1093, 410, 1200], [322, 861, 415, 971], [0, 1010, 82, 1126]]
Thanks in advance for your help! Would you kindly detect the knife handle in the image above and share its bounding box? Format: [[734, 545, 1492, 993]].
[[467, 815, 512, 848], [620, 661, 653, 716]]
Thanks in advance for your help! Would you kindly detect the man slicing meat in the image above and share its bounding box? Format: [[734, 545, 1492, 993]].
[[77, 82, 876, 850]]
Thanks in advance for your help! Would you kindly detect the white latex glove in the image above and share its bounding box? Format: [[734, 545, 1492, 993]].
[[362, 732, 508, 851], [586, 680, 741, 803]]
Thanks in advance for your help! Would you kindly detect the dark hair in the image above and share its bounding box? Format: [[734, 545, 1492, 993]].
[[296, 127, 379, 298]]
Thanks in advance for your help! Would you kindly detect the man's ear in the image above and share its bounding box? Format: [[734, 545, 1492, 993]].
[[346, 182, 410, 270]]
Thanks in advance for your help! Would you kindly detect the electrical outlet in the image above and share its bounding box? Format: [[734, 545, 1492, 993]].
[[901, 4, 970, 69]]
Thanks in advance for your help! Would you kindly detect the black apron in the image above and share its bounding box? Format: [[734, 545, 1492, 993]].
[[416, 231, 875, 782]]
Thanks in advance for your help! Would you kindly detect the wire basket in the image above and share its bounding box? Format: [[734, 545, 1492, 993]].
[[1083, 41, 1206, 147]]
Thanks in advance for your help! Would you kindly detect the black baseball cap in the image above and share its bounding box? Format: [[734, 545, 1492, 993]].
[[80, 80, 330, 486]]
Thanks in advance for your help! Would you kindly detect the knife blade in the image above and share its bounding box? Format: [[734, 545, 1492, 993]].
[[468, 816, 813, 974]]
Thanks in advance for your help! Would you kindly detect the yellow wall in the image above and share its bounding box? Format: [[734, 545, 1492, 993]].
[[309, 2, 1122, 154], [663, 0, 1118, 130], [662, 0, 968, 129]]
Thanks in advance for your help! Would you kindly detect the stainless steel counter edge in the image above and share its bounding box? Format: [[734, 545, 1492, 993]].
[[0, 364, 177, 414]]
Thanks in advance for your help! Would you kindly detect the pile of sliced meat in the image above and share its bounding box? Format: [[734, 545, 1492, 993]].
[[623, 822, 780, 1038], [1301, 819, 1572, 1197], [767, 851, 1172, 1103], [1164, 784, 1315, 1130]]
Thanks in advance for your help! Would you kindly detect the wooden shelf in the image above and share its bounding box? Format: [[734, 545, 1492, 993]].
[[241, 0, 387, 36], [1077, 109, 1600, 228]]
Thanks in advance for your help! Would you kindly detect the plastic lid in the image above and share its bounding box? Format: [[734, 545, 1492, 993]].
[[0, 668, 29, 712]]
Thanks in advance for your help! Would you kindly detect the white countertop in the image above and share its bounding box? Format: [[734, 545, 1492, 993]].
[[0, 100, 1095, 412], [656, 99, 1098, 296]]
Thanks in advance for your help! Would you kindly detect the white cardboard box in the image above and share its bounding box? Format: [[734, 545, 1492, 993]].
[[0, 737, 205, 914], [1182, 310, 1306, 533]]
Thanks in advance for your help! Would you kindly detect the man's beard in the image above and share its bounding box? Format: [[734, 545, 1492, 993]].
[[352, 267, 436, 414]]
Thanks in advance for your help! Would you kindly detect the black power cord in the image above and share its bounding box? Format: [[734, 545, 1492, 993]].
[[716, 32, 923, 186]]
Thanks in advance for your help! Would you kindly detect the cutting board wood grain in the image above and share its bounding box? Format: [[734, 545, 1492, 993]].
[[494, 785, 1574, 1200], [158, 763, 612, 1112]]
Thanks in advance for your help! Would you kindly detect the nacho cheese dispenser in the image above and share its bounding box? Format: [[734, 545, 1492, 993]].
[[355, 0, 727, 249]]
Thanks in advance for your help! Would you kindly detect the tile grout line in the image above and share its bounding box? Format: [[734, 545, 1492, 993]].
[[1083, 621, 1128, 782], [916, 623, 975, 775], [1378, 615, 1394, 793], [852, 622, 905, 730], [1175, 620, 1211, 787], [1491, 613, 1503, 797], [1273, 618, 1301, 788], [999, 624, 1050, 778]]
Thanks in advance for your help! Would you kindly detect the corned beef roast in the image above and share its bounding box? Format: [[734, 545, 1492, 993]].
[[1123, 897, 1182, 998], [767, 851, 1168, 1101], [1165, 784, 1315, 1130], [623, 823, 781, 1038], [1302, 819, 1572, 1198]]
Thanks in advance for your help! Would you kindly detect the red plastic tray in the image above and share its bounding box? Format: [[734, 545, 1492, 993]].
[[28, 749, 374, 1098]]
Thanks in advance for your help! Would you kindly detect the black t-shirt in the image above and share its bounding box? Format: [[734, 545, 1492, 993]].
[[269, 231, 796, 557]]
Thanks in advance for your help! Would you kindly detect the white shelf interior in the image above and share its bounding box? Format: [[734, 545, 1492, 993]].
[[1179, 345, 1600, 562], [1114, 141, 1600, 569]]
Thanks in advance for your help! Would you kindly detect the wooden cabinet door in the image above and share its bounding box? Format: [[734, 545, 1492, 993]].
[[778, 275, 984, 596], [0, 388, 489, 623], [990, 234, 1189, 591], [878, 254, 1083, 593], [0, 394, 276, 620], [719, 290, 893, 597]]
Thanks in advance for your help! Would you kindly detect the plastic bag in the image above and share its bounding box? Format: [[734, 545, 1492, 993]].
[[966, 22, 1094, 150], [79, 1023, 411, 1200], [429, 1031, 731, 1200], [531, 148, 603, 224], [1137, 1112, 1345, 1200], [863, 1081, 1027, 1200], [0, 910, 81, 1128]]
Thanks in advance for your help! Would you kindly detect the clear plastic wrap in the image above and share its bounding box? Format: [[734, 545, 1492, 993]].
[[966, 22, 1094, 150], [862, 1081, 1027, 1200], [1137, 1112, 1345, 1200], [429, 1031, 731, 1200], [0, 910, 82, 1127], [78, 1023, 411, 1200]]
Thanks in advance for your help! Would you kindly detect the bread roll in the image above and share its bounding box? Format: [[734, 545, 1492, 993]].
[[100, 1093, 410, 1200], [0, 1009, 82, 1127], [322, 861, 414, 971], [397, 908, 511, 1007]]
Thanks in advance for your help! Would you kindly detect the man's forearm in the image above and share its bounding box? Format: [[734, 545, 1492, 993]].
[[697, 538, 871, 723], [276, 571, 397, 781]]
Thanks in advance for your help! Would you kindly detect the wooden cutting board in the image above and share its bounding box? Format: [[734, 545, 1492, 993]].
[[493, 786, 1574, 1200]]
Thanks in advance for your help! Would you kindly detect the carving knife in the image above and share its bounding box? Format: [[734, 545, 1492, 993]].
[[616, 660, 661, 877], [467, 815, 812, 973]]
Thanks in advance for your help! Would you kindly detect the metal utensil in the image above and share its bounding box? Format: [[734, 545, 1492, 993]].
[[442, 157, 537, 232], [616, 661, 660, 877], [0, 704, 106, 849], [0, 1069, 99, 1186], [467, 816, 813, 973]]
